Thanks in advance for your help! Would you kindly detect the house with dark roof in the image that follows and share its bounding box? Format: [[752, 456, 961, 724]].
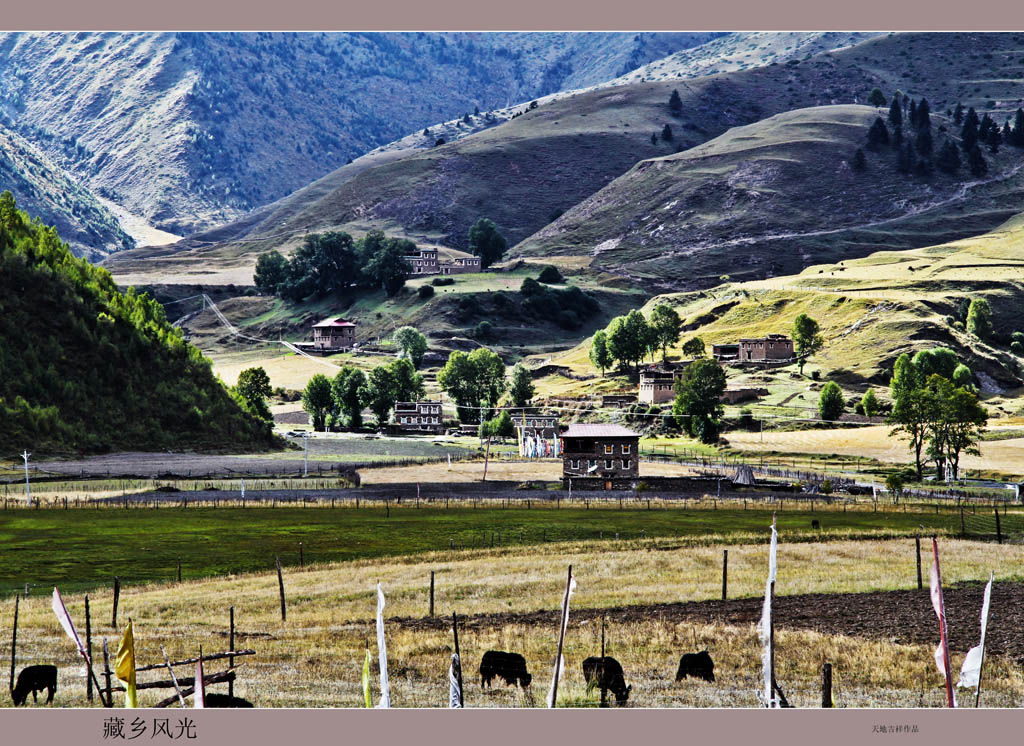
[[560, 423, 639, 485]]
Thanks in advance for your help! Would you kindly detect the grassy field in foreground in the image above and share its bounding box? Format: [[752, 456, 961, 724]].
[[4, 537, 1022, 707], [0, 503, 997, 597]]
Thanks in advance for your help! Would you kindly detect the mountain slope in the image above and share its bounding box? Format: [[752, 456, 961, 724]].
[[0, 123, 133, 259], [514, 104, 1024, 289], [0, 31, 714, 236], [126, 31, 1024, 287], [0, 192, 276, 455]]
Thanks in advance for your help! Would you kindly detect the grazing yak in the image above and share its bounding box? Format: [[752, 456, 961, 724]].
[[11, 665, 58, 706], [479, 651, 532, 689], [204, 693, 254, 708], [581, 656, 631, 705], [675, 651, 715, 683]]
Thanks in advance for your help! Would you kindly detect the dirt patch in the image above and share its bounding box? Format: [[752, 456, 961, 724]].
[[396, 582, 1024, 662]]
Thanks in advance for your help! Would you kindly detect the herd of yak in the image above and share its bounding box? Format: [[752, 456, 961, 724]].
[[11, 650, 716, 707]]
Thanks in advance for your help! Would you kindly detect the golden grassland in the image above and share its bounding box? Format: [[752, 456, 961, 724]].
[[356, 459, 700, 485], [5, 538, 1022, 708]]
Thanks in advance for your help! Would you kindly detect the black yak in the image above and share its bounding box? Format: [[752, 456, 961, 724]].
[[675, 650, 715, 682], [582, 656, 631, 705], [11, 665, 57, 706], [204, 693, 254, 707], [479, 651, 532, 688]]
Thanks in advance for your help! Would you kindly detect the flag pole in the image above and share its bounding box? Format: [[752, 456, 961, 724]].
[[932, 538, 955, 708], [769, 513, 777, 707], [452, 612, 464, 708], [549, 565, 573, 708], [975, 571, 993, 708]]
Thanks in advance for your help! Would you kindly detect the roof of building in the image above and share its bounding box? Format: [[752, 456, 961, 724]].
[[560, 423, 639, 438], [313, 317, 356, 328], [395, 400, 442, 407]]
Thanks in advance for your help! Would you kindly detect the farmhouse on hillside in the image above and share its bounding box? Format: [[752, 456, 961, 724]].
[[390, 400, 445, 435], [638, 368, 680, 404], [561, 423, 639, 488], [401, 245, 482, 276], [312, 317, 356, 352], [713, 334, 794, 364], [505, 407, 559, 439]]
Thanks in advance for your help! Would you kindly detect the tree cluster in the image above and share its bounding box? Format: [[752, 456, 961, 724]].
[[437, 347, 507, 424], [594, 305, 682, 373], [254, 229, 414, 302], [887, 350, 986, 481], [301, 357, 425, 431], [673, 359, 727, 444], [518, 277, 600, 330]]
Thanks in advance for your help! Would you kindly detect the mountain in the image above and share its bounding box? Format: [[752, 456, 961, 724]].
[[130, 31, 1024, 288], [0, 31, 717, 237], [0, 191, 276, 456], [0, 122, 133, 259], [513, 104, 1024, 289]]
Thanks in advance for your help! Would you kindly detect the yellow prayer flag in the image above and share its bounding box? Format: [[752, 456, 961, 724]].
[[362, 647, 372, 708], [115, 619, 138, 708]]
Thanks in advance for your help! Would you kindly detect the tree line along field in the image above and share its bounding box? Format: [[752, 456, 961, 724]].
[[4, 534, 1023, 708]]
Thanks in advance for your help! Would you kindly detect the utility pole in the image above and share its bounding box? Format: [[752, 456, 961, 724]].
[[21, 450, 31, 504], [303, 432, 310, 477]]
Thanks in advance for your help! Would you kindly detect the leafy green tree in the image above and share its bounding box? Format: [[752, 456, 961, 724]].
[[437, 347, 507, 423], [278, 231, 359, 301], [673, 359, 727, 443], [481, 409, 515, 439], [867, 117, 889, 146], [253, 251, 289, 295], [302, 373, 334, 431], [668, 89, 683, 115], [885, 473, 904, 498], [650, 304, 682, 362], [888, 385, 937, 481], [331, 366, 366, 429], [392, 326, 428, 368], [912, 347, 959, 380], [952, 363, 974, 389], [590, 330, 612, 376], [235, 366, 273, 421], [537, 265, 564, 283], [389, 358, 425, 403], [508, 362, 535, 407], [867, 88, 887, 107], [888, 97, 903, 128], [818, 381, 844, 421], [966, 297, 993, 339], [860, 387, 879, 418], [890, 353, 921, 402], [469, 347, 507, 420], [0, 190, 18, 229], [360, 365, 398, 429], [792, 313, 824, 375], [682, 336, 706, 359], [924, 375, 987, 480], [468, 218, 507, 269], [364, 237, 413, 296], [606, 311, 650, 372]]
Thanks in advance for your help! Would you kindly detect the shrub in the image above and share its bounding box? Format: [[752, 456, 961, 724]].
[[417, 284, 435, 300], [473, 320, 494, 341], [820, 479, 833, 495], [885, 473, 904, 497], [818, 381, 844, 421], [538, 265, 564, 284], [431, 277, 456, 286]]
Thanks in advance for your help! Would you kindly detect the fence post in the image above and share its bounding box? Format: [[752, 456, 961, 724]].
[[111, 577, 120, 628], [960, 505, 965, 537], [722, 549, 728, 601], [299, 542, 304, 569], [85, 595, 93, 702], [822, 663, 833, 708], [995, 509, 1002, 544], [429, 571, 435, 618], [9, 594, 18, 694], [177, 559, 182, 583], [229, 606, 235, 698], [102, 639, 113, 707], [915, 537, 923, 590], [276, 557, 287, 622]]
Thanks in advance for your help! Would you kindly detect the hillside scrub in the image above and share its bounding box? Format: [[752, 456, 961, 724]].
[[0, 192, 276, 455]]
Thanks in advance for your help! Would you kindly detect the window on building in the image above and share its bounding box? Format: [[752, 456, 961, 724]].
[[589, 460, 597, 470], [604, 444, 614, 455], [622, 460, 631, 470], [605, 459, 613, 469], [622, 445, 631, 454]]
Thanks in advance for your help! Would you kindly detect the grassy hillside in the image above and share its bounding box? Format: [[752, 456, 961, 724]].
[[0, 123, 133, 258], [515, 104, 1024, 289], [0, 194, 277, 456]]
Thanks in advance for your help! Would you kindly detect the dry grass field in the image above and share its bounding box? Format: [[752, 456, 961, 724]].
[[357, 459, 699, 485], [727, 426, 1024, 477], [5, 538, 1022, 708]]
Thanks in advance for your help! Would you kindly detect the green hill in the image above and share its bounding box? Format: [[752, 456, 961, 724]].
[[514, 104, 1024, 289], [0, 193, 277, 456]]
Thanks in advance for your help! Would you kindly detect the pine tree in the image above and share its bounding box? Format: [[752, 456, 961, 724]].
[[898, 140, 915, 174], [954, 102, 964, 125], [668, 89, 683, 116], [851, 148, 867, 170], [909, 99, 918, 128], [892, 125, 903, 147], [936, 140, 961, 174], [968, 144, 988, 176], [888, 97, 903, 127], [979, 113, 994, 142], [988, 126, 1001, 153], [916, 98, 931, 131], [661, 124, 674, 141], [961, 107, 980, 152], [867, 117, 890, 146], [1013, 109, 1024, 147], [915, 127, 933, 157]]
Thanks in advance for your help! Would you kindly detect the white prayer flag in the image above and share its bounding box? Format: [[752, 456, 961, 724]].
[[957, 572, 993, 690], [51, 587, 89, 662], [194, 655, 205, 708], [376, 583, 391, 708], [449, 654, 463, 708], [756, 518, 778, 707], [929, 540, 956, 707], [546, 576, 577, 708]]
